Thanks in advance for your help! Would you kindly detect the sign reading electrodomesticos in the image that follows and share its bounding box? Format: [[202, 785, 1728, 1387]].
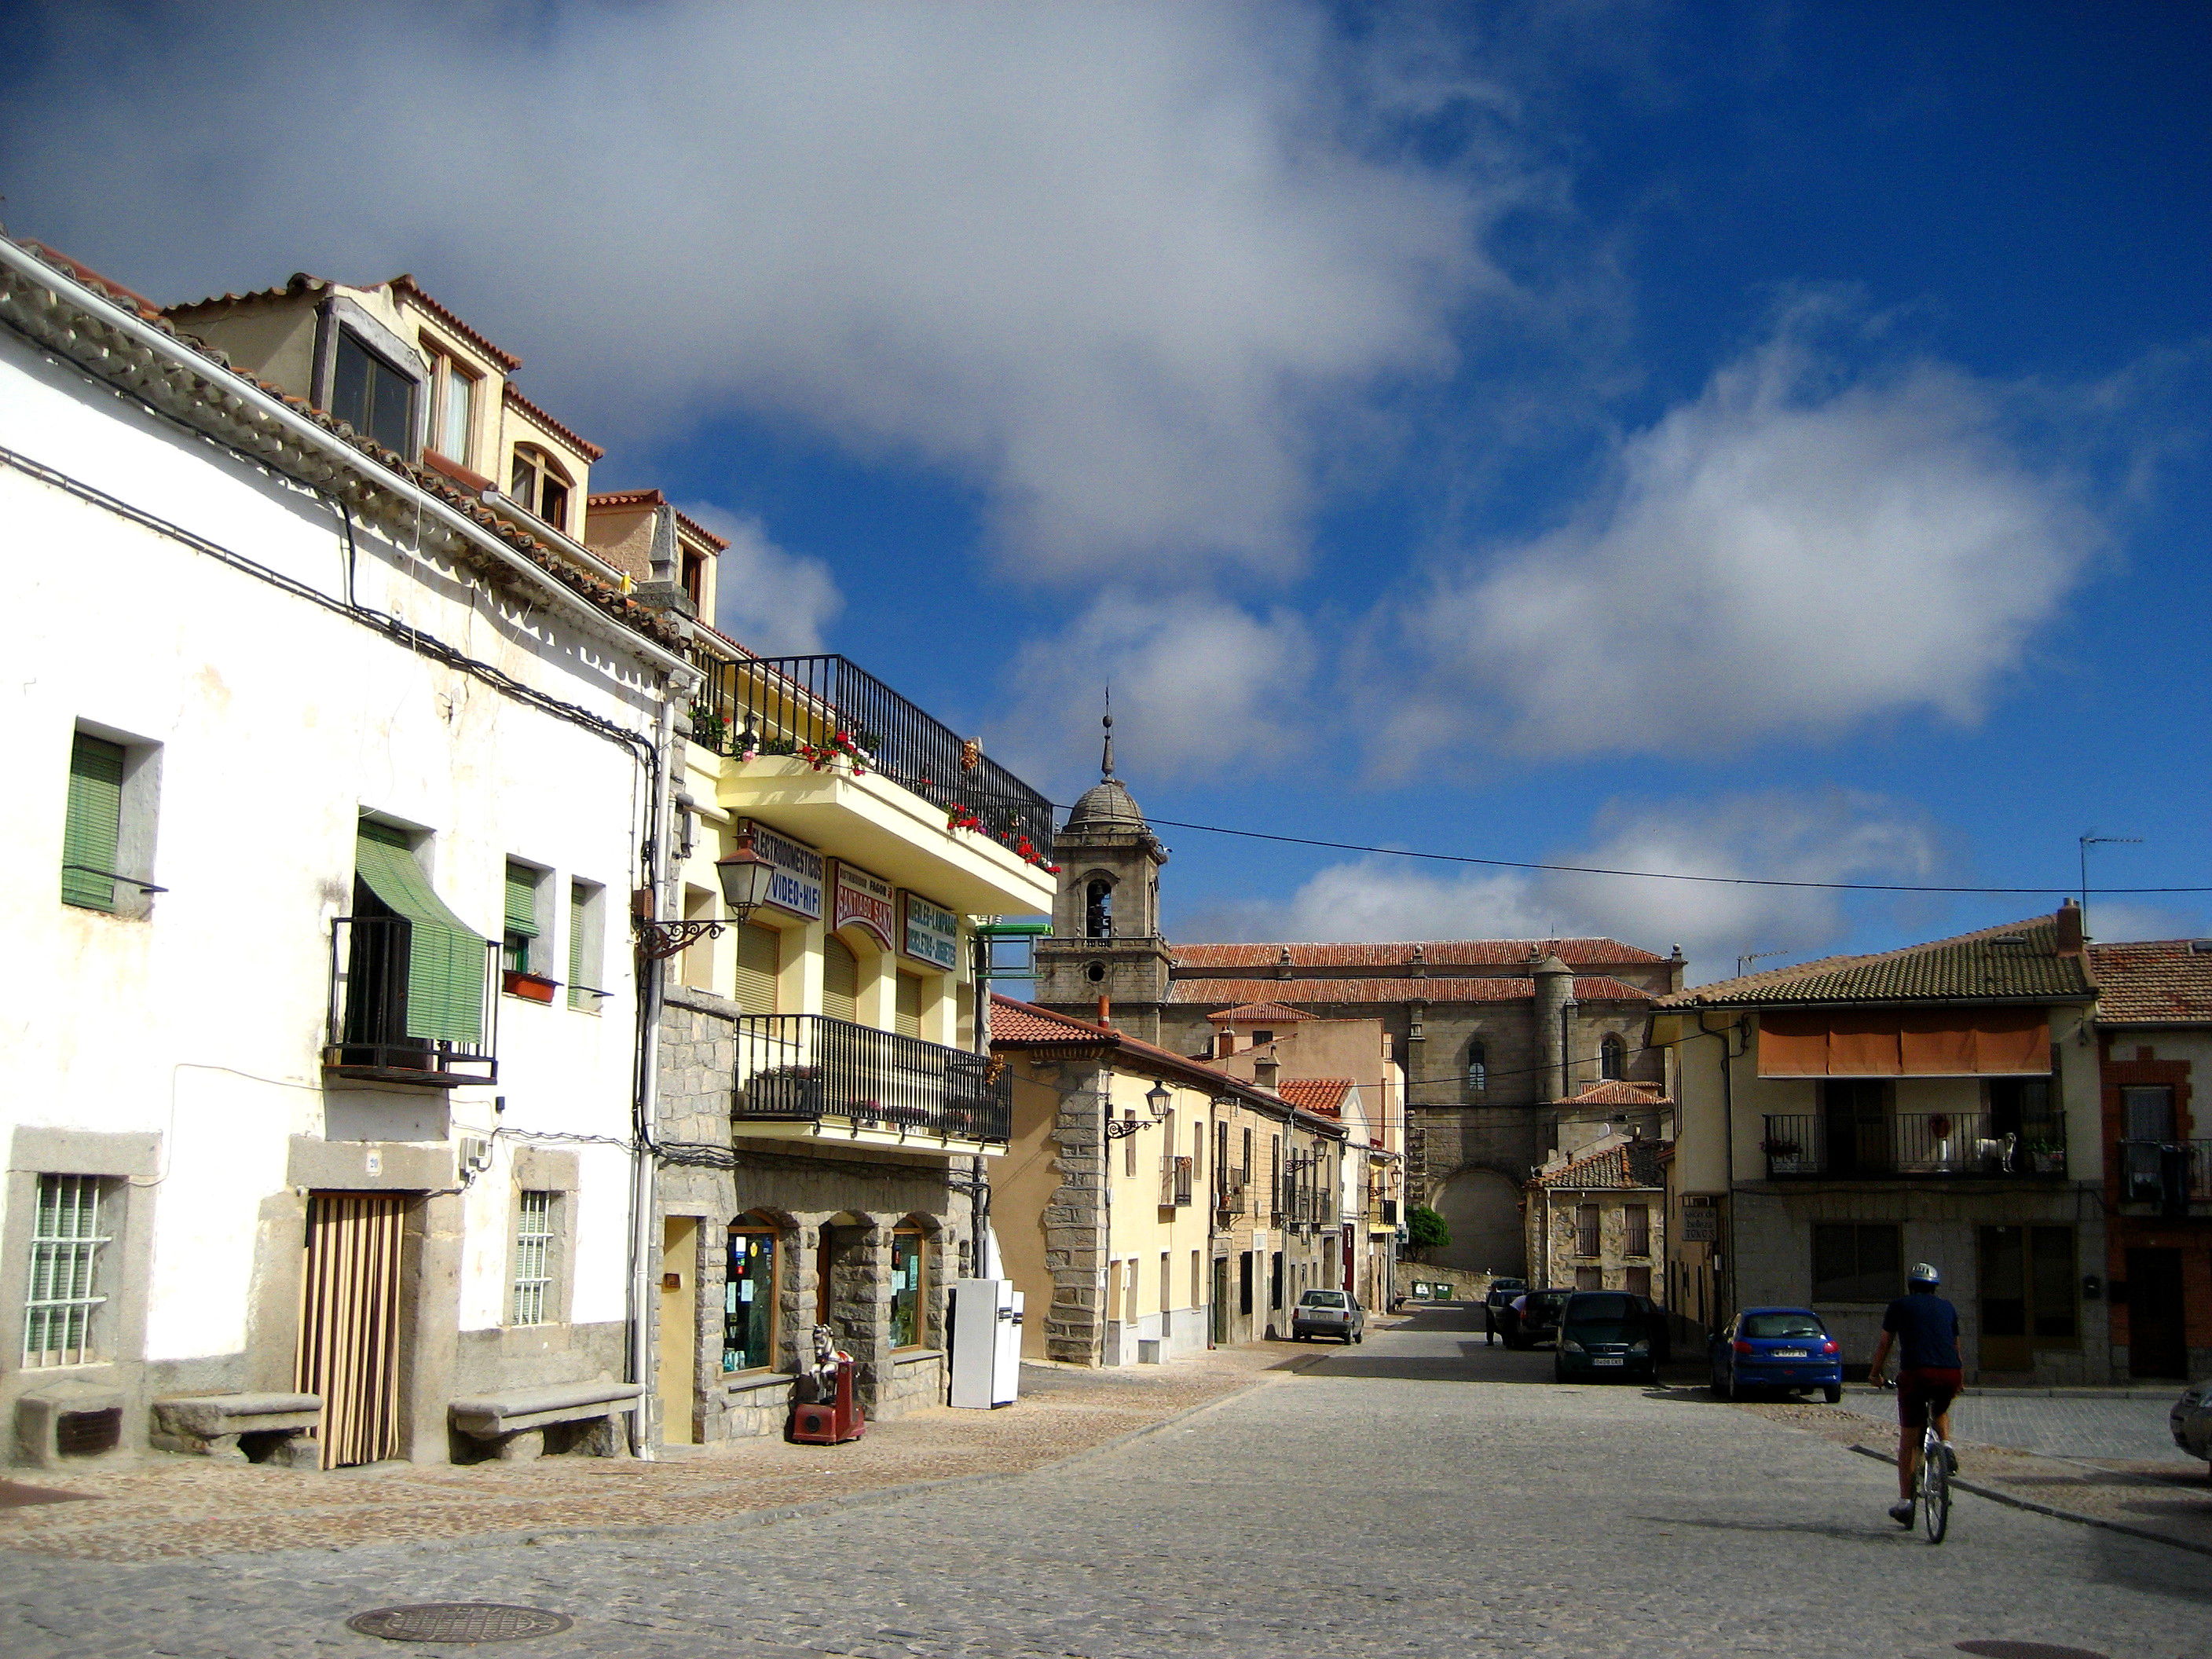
[[833, 862, 896, 949], [902, 892, 960, 972], [743, 820, 823, 920]]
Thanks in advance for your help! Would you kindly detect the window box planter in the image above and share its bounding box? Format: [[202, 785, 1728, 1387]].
[[502, 969, 560, 1003]]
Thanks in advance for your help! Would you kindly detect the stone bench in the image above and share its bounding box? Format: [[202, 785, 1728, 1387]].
[[149, 1392, 321, 1465], [449, 1379, 643, 1461]]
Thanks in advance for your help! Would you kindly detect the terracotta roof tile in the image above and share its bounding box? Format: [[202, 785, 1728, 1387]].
[[1276, 1079, 1353, 1116], [1656, 912, 2094, 1009], [1170, 939, 1667, 969], [2089, 939, 2212, 1025], [588, 490, 733, 554], [1558, 1080, 1671, 1108], [1528, 1140, 1669, 1191], [1203, 1002, 1317, 1024], [1166, 976, 1657, 1007]]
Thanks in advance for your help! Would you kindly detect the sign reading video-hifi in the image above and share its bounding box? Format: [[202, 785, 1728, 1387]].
[[742, 821, 822, 920], [833, 862, 896, 949], [902, 892, 960, 971]]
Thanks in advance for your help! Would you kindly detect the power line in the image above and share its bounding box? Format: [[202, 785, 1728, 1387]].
[[1113, 814, 2211, 898]]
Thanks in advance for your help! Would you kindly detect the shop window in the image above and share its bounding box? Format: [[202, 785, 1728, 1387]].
[[889, 1229, 926, 1349], [724, 1218, 782, 1372]]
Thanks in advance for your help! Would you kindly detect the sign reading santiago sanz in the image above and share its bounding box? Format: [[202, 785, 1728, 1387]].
[[902, 892, 960, 971], [833, 862, 897, 949], [743, 820, 822, 920]]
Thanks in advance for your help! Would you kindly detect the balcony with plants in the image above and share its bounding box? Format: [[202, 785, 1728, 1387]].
[[731, 1012, 1011, 1153], [1760, 1111, 2069, 1181]]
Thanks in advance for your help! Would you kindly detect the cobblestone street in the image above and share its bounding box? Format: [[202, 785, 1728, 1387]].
[[4, 1303, 2206, 1658]]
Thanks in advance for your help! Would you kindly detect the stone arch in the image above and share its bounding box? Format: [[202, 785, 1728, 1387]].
[[1429, 1166, 1525, 1277]]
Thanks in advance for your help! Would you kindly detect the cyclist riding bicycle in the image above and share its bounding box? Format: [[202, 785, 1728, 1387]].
[[1867, 1262, 1961, 1527]]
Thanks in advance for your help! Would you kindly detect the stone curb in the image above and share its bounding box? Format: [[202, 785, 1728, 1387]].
[[1844, 1441, 2212, 1559], [1839, 1384, 2181, 1401]]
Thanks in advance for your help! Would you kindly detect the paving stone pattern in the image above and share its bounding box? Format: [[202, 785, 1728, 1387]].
[[3, 1308, 2207, 1658], [1828, 1389, 2193, 1462]]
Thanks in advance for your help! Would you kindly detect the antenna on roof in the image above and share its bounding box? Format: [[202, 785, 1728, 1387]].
[[1101, 687, 1116, 782], [2079, 832, 2142, 938], [1736, 949, 1787, 978]]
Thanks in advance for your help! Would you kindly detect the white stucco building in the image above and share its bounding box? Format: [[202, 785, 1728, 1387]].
[[0, 239, 698, 1469]]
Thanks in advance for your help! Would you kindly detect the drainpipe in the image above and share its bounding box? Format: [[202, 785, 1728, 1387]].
[[625, 690, 682, 1457], [1098, 1061, 1113, 1364], [1696, 1012, 1742, 1329]]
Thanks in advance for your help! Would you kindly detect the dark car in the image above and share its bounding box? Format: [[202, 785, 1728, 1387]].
[[1482, 1277, 1529, 1344], [1708, 1306, 1843, 1401], [1555, 1291, 1669, 1382], [1498, 1288, 1571, 1350]]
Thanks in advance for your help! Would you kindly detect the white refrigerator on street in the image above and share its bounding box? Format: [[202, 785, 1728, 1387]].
[[949, 1278, 1023, 1408]]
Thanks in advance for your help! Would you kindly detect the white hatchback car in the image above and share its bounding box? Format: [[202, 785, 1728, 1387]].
[[1291, 1288, 1365, 1343]]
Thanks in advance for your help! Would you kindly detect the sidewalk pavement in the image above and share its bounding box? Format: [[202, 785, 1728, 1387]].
[[0, 1339, 1324, 1563]]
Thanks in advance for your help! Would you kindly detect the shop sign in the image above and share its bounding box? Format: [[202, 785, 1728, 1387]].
[[833, 862, 896, 948], [1679, 1206, 1717, 1243], [902, 892, 961, 971], [743, 820, 822, 920]]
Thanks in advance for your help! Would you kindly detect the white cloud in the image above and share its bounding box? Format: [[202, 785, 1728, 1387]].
[[2082, 899, 2207, 946], [3, 1, 1522, 581], [1176, 789, 1944, 983], [677, 504, 841, 655], [1386, 318, 2102, 760]]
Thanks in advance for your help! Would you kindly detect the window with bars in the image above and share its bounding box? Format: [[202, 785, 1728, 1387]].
[[1623, 1203, 1650, 1258], [509, 1191, 557, 1326], [1574, 1203, 1601, 1258], [24, 1175, 112, 1366]]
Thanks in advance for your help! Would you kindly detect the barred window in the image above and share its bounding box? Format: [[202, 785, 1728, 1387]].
[[510, 1191, 557, 1326], [24, 1175, 112, 1367]]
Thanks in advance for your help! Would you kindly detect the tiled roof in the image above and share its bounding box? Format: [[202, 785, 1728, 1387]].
[[2089, 940, 2212, 1025], [1167, 976, 1657, 1007], [588, 490, 732, 554], [391, 274, 523, 370], [990, 998, 1110, 1045], [13, 240, 682, 652], [163, 270, 331, 318], [504, 382, 606, 461], [1558, 1080, 1671, 1108], [1170, 939, 1668, 969], [1655, 913, 2094, 1009], [1529, 1140, 1668, 1191], [1204, 1002, 1316, 1024], [1276, 1079, 1353, 1116]]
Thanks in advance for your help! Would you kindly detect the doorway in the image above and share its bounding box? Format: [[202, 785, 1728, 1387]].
[[658, 1217, 699, 1445], [1210, 1257, 1229, 1344], [296, 1192, 407, 1469], [1977, 1225, 2078, 1374], [1822, 1080, 1890, 1176], [2127, 1247, 2188, 1378]]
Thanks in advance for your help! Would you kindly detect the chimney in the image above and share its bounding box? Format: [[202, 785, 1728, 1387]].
[[1097, 993, 1112, 1027], [1254, 1057, 1280, 1091], [1217, 1028, 1237, 1058], [2055, 899, 2085, 957]]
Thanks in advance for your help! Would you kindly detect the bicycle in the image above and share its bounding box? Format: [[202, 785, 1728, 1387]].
[[1873, 1375, 1952, 1544]]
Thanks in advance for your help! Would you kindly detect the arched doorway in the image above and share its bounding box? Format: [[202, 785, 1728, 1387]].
[[1431, 1169, 1525, 1278]]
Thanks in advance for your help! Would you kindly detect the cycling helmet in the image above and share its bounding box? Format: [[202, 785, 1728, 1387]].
[[1907, 1262, 1941, 1286]]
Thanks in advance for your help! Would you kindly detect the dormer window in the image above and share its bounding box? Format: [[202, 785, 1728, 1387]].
[[424, 345, 478, 466], [510, 445, 572, 533], [330, 329, 416, 456]]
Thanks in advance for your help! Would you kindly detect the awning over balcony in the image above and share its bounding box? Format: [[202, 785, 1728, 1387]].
[[1755, 1007, 2049, 1078]]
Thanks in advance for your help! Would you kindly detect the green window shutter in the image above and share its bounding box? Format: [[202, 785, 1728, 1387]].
[[354, 822, 487, 1044], [504, 862, 540, 939], [61, 734, 126, 910], [567, 887, 588, 989]]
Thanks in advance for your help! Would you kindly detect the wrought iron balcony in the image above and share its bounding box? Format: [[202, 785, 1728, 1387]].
[[324, 915, 499, 1086], [1760, 1112, 2068, 1181], [687, 649, 1055, 859], [1161, 1155, 1194, 1207], [731, 1013, 1009, 1144], [2119, 1139, 2212, 1208]]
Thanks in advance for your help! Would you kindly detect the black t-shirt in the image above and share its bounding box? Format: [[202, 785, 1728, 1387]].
[[1882, 1291, 1962, 1370]]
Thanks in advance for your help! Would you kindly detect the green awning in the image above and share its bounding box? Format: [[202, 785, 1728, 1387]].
[[356, 822, 487, 1044]]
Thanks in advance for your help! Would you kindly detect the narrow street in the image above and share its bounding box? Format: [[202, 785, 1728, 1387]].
[[4, 1304, 2202, 1659]]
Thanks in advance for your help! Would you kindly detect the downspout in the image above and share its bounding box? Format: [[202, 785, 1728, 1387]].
[[625, 690, 682, 1456], [1695, 1012, 1743, 1326], [1099, 1060, 1114, 1364]]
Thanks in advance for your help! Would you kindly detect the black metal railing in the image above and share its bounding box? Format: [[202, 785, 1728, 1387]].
[[687, 648, 1056, 859], [325, 916, 498, 1086], [731, 1013, 1010, 1143], [2119, 1139, 2212, 1207], [1761, 1111, 2068, 1180], [1161, 1156, 1193, 1207]]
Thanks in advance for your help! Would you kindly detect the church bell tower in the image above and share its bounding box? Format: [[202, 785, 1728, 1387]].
[[1031, 704, 1173, 1043]]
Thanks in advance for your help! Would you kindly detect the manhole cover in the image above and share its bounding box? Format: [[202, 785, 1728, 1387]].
[[1956, 1643, 2111, 1659], [346, 1603, 573, 1643]]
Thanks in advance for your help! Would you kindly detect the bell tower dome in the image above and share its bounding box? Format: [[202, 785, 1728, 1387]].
[[1032, 701, 1173, 1042]]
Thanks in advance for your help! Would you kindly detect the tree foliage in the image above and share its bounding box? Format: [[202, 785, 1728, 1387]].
[[1406, 1204, 1450, 1258]]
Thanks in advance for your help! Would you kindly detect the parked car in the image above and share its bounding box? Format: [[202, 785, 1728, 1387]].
[[1708, 1306, 1844, 1402], [2171, 1378, 2212, 1467], [1481, 1277, 1529, 1343], [1555, 1291, 1668, 1382], [1497, 1288, 1571, 1350], [1291, 1288, 1365, 1343]]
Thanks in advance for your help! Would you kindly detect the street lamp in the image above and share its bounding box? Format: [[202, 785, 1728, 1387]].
[[1106, 1079, 1175, 1140], [635, 832, 777, 961]]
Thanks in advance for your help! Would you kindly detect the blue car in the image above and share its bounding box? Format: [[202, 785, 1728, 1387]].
[[1710, 1306, 1843, 1402]]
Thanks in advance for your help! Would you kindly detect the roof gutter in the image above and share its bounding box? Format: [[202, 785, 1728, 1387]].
[[0, 236, 695, 687]]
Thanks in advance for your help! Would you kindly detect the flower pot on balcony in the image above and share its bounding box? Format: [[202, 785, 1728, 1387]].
[[744, 1066, 823, 1116], [2031, 1148, 2064, 1174], [503, 969, 558, 1004]]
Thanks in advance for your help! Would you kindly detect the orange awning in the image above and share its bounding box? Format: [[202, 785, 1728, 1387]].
[[1756, 1008, 2050, 1077]]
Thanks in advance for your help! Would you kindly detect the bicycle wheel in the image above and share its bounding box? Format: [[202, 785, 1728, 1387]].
[[1920, 1428, 1950, 1544]]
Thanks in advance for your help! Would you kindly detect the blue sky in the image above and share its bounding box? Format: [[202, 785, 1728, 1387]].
[[4, 2, 2207, 978]]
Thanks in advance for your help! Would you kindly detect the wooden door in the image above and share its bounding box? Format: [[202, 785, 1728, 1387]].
[[2128, 1248, 2188, 1378], [296, 1192, 406, 1469], [658, 1217, 699, 1445], [1977, 1225, 2032, 1373]]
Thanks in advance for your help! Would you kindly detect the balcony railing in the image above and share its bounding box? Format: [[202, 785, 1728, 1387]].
[[688, 649, 1055, 858], [2119, 1140, 2212, 1207], [1761, 1112, 2068, 1180], [1161, 1156, 1193, 1207], [731, 1013, 1010, 1144], [324, 916, 498, 1086]]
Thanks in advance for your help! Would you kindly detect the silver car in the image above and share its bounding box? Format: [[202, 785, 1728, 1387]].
[[1291, 1288, 1365, 1343], [2171, 1378, 2212, 1466]]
